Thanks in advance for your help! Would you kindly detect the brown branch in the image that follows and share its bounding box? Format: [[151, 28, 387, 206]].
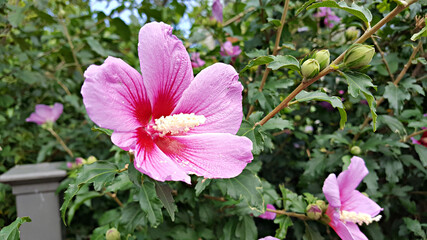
[[59, 17, 83, 75], [223, 7, 256, 27], [46, 127, 74, 157], [371, 36, 395, 81], [203, 194, 226, 202], [401, 128, 427, 142], [266, 208, 308, 221], [105, 192, 124, 207]]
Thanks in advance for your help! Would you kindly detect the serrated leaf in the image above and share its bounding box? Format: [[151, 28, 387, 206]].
[[400, 78, 425, 96], [155, 182, 177, 221], [68, 192, 101, 225], [235, 215, 257, 240], [307, 0, 372, 23], [195, 177, 211, 196], [268, 55, 300, 71], [341, 71, 377, 131], [91, 126, 113, 136], [295, 90, 347, 129], [128, 162, 143, 187], [86, 37, 108, 57], [410, 25, 427, 41], [403, 217, 426, 238], [120, 202, 146, 233], [383, 83, 410, 113], [246, 49, 268, 58], [303, 222, 325, 240], [137, 178, 163, 227], [379, 115, 407, 137], [7, 5, 27, 27], [240, 56, 274, 72], [60, 161, 118, 225], [261, 118, 294, 131], [0, 216, 31, 240], [90, 225, 110, 240], [237, 120, 263, 154], [296, 0, 316, 15], [414, 144, 427, 167], [274, 215, 293, 239]]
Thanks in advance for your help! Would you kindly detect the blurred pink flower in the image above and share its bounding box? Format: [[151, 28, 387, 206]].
[[220, 41, 241, 60], [81, 22, 253, 184], [190, 52, 205, 68], [411, 129, 427, 148], [67, 157, 84, 169], [26, 103, 63, 125], [259, 237, 280, 240], [323, 156, 383, 240], [258, 204, 276, 220], [314, 7, 341, 28], [339, 90, 345, 95], [212, 0, 223, 23]]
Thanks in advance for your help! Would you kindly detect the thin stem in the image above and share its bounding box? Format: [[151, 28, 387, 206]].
[[59, 17, 83, 75], [371, 36, 395, 81], [204, 194, 226, 202], [105, 192, 124, 207], [255, 0, 418, 127], [117, 164, 129, 173], [401, 128, 427, 142], [46, 127, 74, 157], [266, 208, 308, 220], [223, 7, 256, 27], [246, 0, 291, 119]]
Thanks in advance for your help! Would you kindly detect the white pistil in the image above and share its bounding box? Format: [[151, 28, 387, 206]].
[[152, 113, 206, 136], [340, 210, 382, 226]]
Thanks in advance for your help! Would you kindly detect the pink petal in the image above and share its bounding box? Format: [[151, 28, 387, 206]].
[[323, 174, 341, 208], [232, 45, 242, 56], [332, 221, 367, 240], [26, 112, 46, 125], [111, 131, 138, 151], [259, 237, 280, 240], [212, 0, 223, 23], [172, 63, 243, 134], [138, 22, 193, 119], [51, 103, 64, 122], [157, 133, 253, 179], [342, 190, 383, 217], [337, 156, 368, 202], [81, 56, 151, 132], [258, 204, 276, 220]]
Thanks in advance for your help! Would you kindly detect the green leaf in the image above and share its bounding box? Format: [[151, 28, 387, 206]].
[[0, 217, 31, 240], [245, 49, 268, 58], [91, 126, 113, 136], [261, 118, 294, 131], [303, 222, 325, 240], [128, 162, 143, 187], [295, 90, 347, 129], [274, 215, 293, 239], [120, 202, 146, 233], [237, 120, 263, 154], [403, 217, 426, 239], [86, 37, 109, 57], [410, 25, 427, 41], [296, 0, 316, 15], [60, 161, 118, 225], [14, 70, 44, 84], [414, 144, 427, 167], [383, 83, 410, 113], [379, 115, 407, 137], [307, 0, 372, 23], [155, 182, 177, 221], [268, 55, 300, 71], [240, 56, 274, 73], [217, 170, 264, 213], [7, 5, 27, 27], [111, 17, 131, 41], [68, 192, 101, 225], [341, 72, 377, 131], [195, 177, 211, 196], [137, 178, 163, 227], [90, 225, 110, 240], [235, 215, 257, 240]]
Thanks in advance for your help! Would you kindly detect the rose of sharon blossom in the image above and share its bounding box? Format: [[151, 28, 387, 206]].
[[190, 52, 205, 68], [259, 237, 280, 240], [322, 156, 383, 240], [258, 204, 276, 220], [220, 41, 242, 60], [81, 22, 253, 184], [26, 103, 63, 125], [212, 0, 223, 23], [314, 7, 341, 28], [411, 127, 427, 147]]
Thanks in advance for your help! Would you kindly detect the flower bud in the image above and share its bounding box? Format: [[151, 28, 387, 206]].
[[350, 146, 362, 155], [306, 204, 322, 220], [343, 44, 375, 69], [86, 156, 97, 164], [313, 50, 330, 70], [315, 200, 327, 212], [301, 59, 320, 79], [106, 228, 120, 240], [345, 27, 360, 41]]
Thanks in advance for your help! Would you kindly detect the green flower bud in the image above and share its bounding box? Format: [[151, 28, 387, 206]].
[[301, 59, 320, 79], [313, 50, 330, 70], [315, 200, 327, 212], [306, 204, 322, 220], [294, 115, 302, 121], [86, 156, 97, 164], [343, 44, 375, 69], [345, 27, 360, 41], [350, 146, 362, 155], [106, 228, 120, 240]]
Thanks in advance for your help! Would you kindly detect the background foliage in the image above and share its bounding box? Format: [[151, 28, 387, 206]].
[[0, 0, 426, 239]]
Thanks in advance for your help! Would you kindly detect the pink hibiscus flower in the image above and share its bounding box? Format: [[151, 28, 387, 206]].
[[212, 0, 223, 23], [26, 103, 63, 125], [190, 52, 206, 68], [411, 128, 427, 148], [220, 41, 242, 60], [322, 156, 383, 240], [258, 204, 276, 220], [259, 237, 279, 240], [314, 7, 341, 28], [81, 22, 253, 184]]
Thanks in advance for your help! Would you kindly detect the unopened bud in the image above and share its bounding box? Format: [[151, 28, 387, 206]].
[[301, 59, 320, 79], [306, 204, 322, 220], [315, 200, 327, 212], [343, 44, 375, 69], [86, 156, 97, 164], [313, 50, 330, 70], [350, 146, 361, 155], [345, 27, 360, 41], [106, 228, 120, 240], [294, 115, 302, 121]]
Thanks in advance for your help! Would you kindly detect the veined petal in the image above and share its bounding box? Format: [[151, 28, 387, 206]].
[[172, 63, 243, 134], [157, 133, 253, 179], [333, 221, 367, 240], [134, 128, 190, 183], [82, 57, 151, 131], [111, 131, 137, 151], [51, 103, 64, 121], [138, 22, 193, 119], [342, 190, 383, 217], [323, 174, 341, 208], [337, 156, 368, 202]]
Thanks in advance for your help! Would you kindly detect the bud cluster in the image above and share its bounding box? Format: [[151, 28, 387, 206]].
[[306, 200, 327, 220]]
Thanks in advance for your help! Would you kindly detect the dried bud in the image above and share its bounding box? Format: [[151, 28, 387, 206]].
[[301, 59, 320, 79], [313, 50, 330, 70], [106, 228, 120, 240], [350, 146, 362, 155], [306, 204, 322, 220], [345, 27, 360, 41], [343, 44, 375, 69]]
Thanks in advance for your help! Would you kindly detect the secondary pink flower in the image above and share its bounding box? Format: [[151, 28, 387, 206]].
[[220, 41, 241, 60], [259, 237, 279, 240], [322, 156, 383, 240], [81, 22, 253, 184], [190, 52, 205, 68], [411, 129, 427, 148], [212, 0, 223, 23], [258, 204, 276, 220], [314, 7, 341, 28], [26, 103, 63, 125]]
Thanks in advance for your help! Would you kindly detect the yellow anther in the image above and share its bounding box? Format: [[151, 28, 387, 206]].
[[153, 113, 206, 136], [340, 210, 382, 226]]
